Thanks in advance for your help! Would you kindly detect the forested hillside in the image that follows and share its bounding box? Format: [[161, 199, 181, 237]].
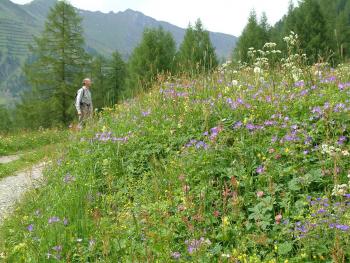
[[0, 0, 237, 105], [234, 0, 350, 64]]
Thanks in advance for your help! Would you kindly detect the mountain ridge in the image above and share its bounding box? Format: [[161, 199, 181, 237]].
[[0, 0, 237, 105]]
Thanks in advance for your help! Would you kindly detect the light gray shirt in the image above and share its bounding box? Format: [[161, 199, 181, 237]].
[[75, 86, 92, 114]]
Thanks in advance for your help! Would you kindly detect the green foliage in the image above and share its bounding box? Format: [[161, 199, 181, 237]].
[[128, 27, 176, 91], [0, 129, 68, 155], [1, 38, 350, 261], [233, 11, 270, 62], [0, 106, 12, 133], [237, 0, 350, 64], [0, 143, 65, 179], [105, 51, 127, 104], [177, 19, 218, 73], [19, 0, 88, 128], [88, 51, 127, 109]]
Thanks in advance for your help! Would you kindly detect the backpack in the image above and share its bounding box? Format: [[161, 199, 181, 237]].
[[74, 88, 86, 106]]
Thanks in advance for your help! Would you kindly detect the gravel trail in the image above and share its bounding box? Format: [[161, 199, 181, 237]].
[[0, 162, 45, 223], [0, 155, 20, 164]]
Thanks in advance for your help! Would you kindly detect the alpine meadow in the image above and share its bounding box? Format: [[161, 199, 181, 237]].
[[1, 0, 350, 262]]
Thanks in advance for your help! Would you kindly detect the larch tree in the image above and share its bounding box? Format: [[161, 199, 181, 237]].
[[22, 0, 88, 127]]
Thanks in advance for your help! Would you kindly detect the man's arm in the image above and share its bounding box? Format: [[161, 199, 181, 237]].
[[75, 89, 83, 114]]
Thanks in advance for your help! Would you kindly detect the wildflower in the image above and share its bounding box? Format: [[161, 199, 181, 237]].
[[335, 224, 350, 231], [342, 150, 349, 156], [275, 214, 282, 224], [141, 110, 151, 117], [332, 184, 348, 196], [63, 218, 69, 226], [256, 191, 264, 198], [256, 165, 265, 174], [63, 173, 75, 184], [232, 80, 238, 86], [178, 174, 185, 181], [27, 224, 34, 232], [195, 141, 208, 149], [232, 121, 243, 129], [254, 67, 262, 74], [48, 217, 60, 224], [221, 253, 231, 258], [183, 185, 190, 193], [52, 245, 62, 252], [89, 239, 96, 249], [171, 252, 181, 260], [337, 136, 347, 145], [268, 148, 275, 154], [222, 216, 230, 226]]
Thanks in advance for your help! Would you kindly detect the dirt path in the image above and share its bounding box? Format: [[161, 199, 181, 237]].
[[0, 154, 20, 164], [0, 162, 45, 223]]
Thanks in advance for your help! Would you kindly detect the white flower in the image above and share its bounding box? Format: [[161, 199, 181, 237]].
[[232, 80, 238, 86], [254, 67, 262, 74], [332, 184, 348, 196], [221, 253, 231, 258], [342, 150, 349, 156]]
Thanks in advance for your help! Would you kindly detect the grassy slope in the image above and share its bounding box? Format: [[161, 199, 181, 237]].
[[0, 129, 68, 156], [1, 64, 350, 262]]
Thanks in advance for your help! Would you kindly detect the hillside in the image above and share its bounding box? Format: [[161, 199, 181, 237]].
[[1, 40, 350, 261], [0, 0, 237, 105]]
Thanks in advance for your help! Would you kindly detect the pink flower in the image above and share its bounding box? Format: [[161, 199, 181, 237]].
[[275, 214, 282, 224], [256, 191, 264, 198], [183, 185, 190, 193]]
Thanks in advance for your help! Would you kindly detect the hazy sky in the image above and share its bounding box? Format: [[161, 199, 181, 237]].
[[10, 0, 298, 36]]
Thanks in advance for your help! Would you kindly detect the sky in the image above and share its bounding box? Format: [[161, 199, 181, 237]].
[[10, 0, 298, 36]]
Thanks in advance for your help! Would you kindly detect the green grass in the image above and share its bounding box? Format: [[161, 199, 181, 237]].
[[0, 58, 350, 261], [0, 129, 68, 156], [0, 143, 66, 179]]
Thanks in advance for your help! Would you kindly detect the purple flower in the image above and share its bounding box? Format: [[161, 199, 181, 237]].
[[27, 224, 34, 232], [264, 120, 276, 126], [141, 110, 151, 117], [311, 106, 323, 115], [334, 103, 346, 112], [336, 224, 350, 231], [256, 165, 265, 174], [271, 136, 278, 143], [246, 123, 256, 131], [195, 141, 208, 150], [63, 218, 69, 226], [171, 252, 181, 260], [233, 121, 243, 129], [63, 173, 75, 184], [48, 217, 60, 224], [185, 139, 197, 148], [337, 136, 347, 145], [52, 245, 62, 252]]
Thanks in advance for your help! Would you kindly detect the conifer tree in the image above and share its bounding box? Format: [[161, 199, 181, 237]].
[[177, 19, 218, 73], [21, 0, 88, 127], [128, 27, 176, 91], [105, 51, 126, 104], [233, 10, 270, 62]]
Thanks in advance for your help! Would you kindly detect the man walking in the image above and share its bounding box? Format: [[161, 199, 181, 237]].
[[75, 78, 93, 129]]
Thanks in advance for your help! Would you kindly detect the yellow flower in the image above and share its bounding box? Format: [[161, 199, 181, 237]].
[[285, 148, 290, 153], [222, 216, 230, 226]]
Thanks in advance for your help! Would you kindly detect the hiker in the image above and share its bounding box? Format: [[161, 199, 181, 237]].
[[75, 78, 93, 129]]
